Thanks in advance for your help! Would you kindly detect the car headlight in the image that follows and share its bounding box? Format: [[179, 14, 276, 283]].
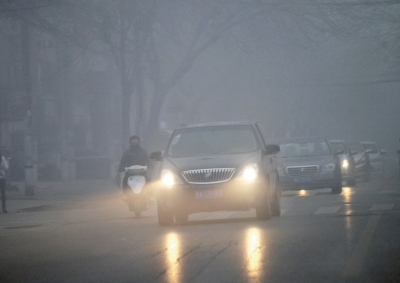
[[277, 167, 285, 176], [342, 159, 349, 169], [161, 169, 182, 187], [235, 163, 259, 182], [322, 162, 335, 172]]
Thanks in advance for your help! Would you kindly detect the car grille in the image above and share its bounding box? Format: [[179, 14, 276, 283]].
[[182, 168, 235, 184], [287, 166, 318, 176]]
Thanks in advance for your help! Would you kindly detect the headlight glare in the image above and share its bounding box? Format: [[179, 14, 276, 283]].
[[161, 169, 182, 186], [342, 159, 349, 169], [236, 163, 259, 182]]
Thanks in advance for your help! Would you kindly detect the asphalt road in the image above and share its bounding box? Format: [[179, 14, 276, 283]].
[[1, 180, 399, 283]]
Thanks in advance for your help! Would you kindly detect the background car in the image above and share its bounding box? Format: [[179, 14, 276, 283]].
[[277, 137, 342, 194], [360, 141, 387, 179], [345, 141, 372, 182], [329, 140, 357, 186]]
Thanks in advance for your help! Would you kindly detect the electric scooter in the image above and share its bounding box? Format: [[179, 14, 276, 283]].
[[124, 165, 150, 218]]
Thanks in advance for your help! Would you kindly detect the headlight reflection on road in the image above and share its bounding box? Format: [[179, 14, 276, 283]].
[[245, 228, 265, 278], [342, 186, 354, 206], [165, 233, 181, 283]]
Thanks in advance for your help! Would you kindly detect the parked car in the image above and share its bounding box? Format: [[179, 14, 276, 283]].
[[360, 141, 387, 179], [150, 121, 281, 226], [277, 137, 342, 194], [329, 140, 357, 186], [345, 141, 372, 182]]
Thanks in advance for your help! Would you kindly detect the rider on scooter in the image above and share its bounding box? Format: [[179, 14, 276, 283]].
[[118, 135, 151, 197]]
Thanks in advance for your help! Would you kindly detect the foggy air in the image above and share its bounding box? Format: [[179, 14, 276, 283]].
[[1, 1, 400, 283]]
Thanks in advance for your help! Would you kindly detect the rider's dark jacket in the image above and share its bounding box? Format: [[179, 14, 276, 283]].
[[118, 145, 149, 173]]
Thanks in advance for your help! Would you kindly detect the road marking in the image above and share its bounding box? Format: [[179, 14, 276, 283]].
[[343, 214, 381, 278], [314, 206, 340, 214], [369, 204, 395, 211]]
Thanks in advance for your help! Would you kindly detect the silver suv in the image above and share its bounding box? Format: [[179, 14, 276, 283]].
[[150, 121, 281, 226]]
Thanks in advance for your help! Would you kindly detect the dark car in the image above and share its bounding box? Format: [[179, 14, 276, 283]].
[[277, 137, 343, 194], [329, 140, 357, 186], [345, 141, 372, 182], [150, 121, 281, 226]]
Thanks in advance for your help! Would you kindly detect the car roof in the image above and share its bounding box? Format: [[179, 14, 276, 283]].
[[329, 139, 345, 143], [279, 136, 328, 143], [344, 140, 361, 144], [176, 121, 256, 130], [360, 141, 376, 144]]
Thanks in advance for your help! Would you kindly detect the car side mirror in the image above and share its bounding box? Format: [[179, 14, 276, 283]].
[[335, 149, 344, 155], [150, 151, 163, 161], [265, 144, 280, 155]]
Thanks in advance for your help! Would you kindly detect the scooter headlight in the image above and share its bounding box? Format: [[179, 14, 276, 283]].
[[235, 163, 259, 182], [161, 169, 182, 187], [342, 159, 349, 169]]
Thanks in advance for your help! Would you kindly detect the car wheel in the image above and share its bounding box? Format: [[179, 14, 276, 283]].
[[271, 182, 281, 216], [175, 212, 188, 223], [332, 169, 342, 194], [133, 198, 142, 218], [256, 189, 272, 220], [157, 199, 174, 226]]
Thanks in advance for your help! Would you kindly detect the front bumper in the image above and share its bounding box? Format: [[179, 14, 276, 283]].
[[156, 179, 268, 214], [278, 172, 336, 191]]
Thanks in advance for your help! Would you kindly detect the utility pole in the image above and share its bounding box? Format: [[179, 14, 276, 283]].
[[22, 23, 35, 196]]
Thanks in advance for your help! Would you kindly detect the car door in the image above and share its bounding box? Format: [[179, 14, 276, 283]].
[[254, 123, 278, 190]]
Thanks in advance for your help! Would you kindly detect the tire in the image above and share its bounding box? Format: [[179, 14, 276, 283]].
[[256, 188, 272, 220], [175, 211, 188, 223], [133, 198, 142, 218], [271, 181, 281, 216], [157, 199, 174, 226], [134, 210, 141, 218], [332, 170, 342, 194]]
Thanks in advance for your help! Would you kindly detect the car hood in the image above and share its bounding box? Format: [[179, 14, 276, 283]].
[[277, 156, 335, 168], [163, 151, 260, 173]]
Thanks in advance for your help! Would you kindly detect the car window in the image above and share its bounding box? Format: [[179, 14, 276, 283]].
[[278, 141, 331, 157], [361, 143, 378, 153], [166, 125, 258, 157], [346, 142, 363, 153], [330, 142, 347, 154]]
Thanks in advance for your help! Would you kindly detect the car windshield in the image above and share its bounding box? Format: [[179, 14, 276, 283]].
[[330, 142, 347, 154], [361, 143, 378, 153], [278, 141, 331, 157], [166, 125, 258, 157], [346, 142, 363, 153]]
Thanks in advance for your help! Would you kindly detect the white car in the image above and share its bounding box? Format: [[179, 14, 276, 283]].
[[360, 141, 387, 179]]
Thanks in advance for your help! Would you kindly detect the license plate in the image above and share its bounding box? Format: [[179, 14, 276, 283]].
[[294, 177, 313, 183], [195, 189, 223, 199]]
